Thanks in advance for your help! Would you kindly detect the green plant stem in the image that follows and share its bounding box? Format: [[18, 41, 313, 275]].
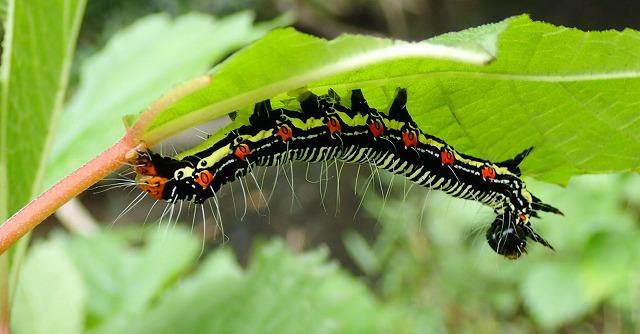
[[0, 137, 135, 255]]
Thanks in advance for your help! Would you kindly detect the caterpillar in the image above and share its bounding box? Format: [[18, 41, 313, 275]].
[[130, 88, 562, 259]]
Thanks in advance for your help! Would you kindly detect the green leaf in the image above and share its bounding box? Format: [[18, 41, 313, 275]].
[[518, 174, 640, 329], [0, 0, 85, 329], [136, 15, 639, 185], [65, 228, 199, 326], [139, 21, 497, 147], [580, 232, 639, 302], [0, 0, 86, 218], [11, 239, 86, 334], [45, 11, 290, 188], [521, 263, 594, 330], [90, 237, 403, 334], [343, 231, 381, 276]]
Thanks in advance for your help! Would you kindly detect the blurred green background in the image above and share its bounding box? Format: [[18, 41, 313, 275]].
[[24, 1, 640, 333]]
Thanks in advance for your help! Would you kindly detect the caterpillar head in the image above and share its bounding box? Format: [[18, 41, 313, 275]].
[[130, 149, 214, 204], [486, 212, 554, 259]]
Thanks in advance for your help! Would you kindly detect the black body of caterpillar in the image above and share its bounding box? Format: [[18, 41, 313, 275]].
[[131, 88, 562, 259]]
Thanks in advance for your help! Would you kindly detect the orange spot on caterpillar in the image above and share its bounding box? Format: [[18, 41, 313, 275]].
[[138, 176, 167, 200], [368, 120, 384, 138], [277, 124, 293, 141], [441, 149, 454, 166], [235, 143, 251, 160], [402, 131, 417, 148], [194, 170, 214, 189], [326, 117, 341, 135], [482, 166, 496, 180]]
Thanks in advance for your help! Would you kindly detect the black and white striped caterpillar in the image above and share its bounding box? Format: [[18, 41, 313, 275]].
[[130, 88, 562, 259]]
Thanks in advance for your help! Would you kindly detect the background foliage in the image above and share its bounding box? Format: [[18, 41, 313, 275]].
[[2, 0, 640, 333]]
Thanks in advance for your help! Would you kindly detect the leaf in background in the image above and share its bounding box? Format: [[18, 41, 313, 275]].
[[519, 174, 640, 329], [0, 0, 86, 218], [138, 15, 639, 185], [65, 228, 199, 328], [45, 11, 291, 189], [11, 239, 85, 334], [90, 237, 404, 334], [580, 232, 639, 302], [521, 263, 592, 330], [342, 230, 381, 276]]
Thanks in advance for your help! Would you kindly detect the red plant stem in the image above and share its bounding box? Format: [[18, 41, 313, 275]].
[[0, 75, 212, 255], [0, 136, 136, 255], [0, 254, 8, 334]]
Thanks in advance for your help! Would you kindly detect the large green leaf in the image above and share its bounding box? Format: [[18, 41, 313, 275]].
[[0, 0, 86, 218], [0, 1, 85, 330], [136, 21, 500, 145], [134, 15, 639, 185]]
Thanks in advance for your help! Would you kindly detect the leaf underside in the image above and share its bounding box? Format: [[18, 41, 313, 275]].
[[135, 15, 640, 185]]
